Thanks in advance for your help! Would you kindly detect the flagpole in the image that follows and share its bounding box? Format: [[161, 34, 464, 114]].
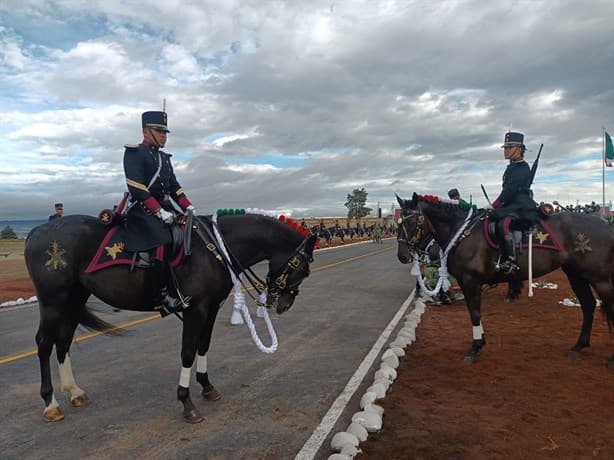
[[603, 127, 606, 208]]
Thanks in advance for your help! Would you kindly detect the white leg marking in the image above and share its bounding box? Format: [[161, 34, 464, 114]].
[[45, 394, 59, 412], [58, 355, 85, 398], [472, 323, 484, 340], [197, 354, 207, 374], [179, 367, 191, 388]]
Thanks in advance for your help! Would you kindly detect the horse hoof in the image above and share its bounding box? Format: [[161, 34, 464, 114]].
[[202, 385, 222, 401], [43, 407, 65, 422], [183, 409, 204, 424], [71, 393, 91, 408], [567, 350, 583, 360]]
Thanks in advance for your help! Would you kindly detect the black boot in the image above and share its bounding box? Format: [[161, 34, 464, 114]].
[[153, 260, 188, 317], [496, 234, 519, 275]]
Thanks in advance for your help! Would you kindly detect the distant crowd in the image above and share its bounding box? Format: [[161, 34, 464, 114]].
[[551, 201, 601, 214]]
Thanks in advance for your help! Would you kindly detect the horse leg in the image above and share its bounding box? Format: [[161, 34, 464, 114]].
[[177, 311, 205, 424], [459, 280, 486, 363], [564, 270, 596, 358], [196, 305, 223, 402], [585, 279, 614, 368], [36, 306, 63, 422], [56, 314, 90, 408]]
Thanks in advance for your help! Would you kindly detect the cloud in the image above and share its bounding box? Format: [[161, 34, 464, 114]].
[[1, 0, 614, 220]]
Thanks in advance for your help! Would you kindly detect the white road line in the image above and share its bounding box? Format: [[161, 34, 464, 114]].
[[295, 288, 416, 460]]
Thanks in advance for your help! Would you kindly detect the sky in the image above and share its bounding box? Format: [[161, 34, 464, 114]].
[[1, 0, 614, 220]]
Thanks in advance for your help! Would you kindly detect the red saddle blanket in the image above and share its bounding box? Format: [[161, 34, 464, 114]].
[[483, 217, 561, 251], [85, 226, 183, 273]]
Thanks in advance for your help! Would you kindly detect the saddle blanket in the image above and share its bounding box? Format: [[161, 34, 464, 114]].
[[85, 226, 183, 273], [483, 218, 561, 251]]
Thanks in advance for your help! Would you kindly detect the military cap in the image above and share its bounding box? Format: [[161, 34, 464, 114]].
[[501, 131, 524, 148], [54, 202, 63, 209], [142, 111, 170, 132], [447, 188, 460, 200]]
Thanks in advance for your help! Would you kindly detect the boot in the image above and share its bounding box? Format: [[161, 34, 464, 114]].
[[153, 260, 188, 316], [496, 233, 519, 275]]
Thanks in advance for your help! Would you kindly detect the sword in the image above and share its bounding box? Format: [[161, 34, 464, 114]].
[[480, 184, 492, 207]]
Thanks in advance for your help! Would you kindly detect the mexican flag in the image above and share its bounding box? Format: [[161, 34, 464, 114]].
[[605, 131, 614, 167]]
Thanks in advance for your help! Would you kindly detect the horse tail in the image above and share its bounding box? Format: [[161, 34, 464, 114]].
[[79, 305, 122, 335]]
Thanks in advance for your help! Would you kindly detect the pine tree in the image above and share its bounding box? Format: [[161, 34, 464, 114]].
[[0, 226, 18, 239]]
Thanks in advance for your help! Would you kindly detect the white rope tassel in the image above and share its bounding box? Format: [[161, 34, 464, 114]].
[[213, 214, 278, 353], [411, 207, 473, 297]]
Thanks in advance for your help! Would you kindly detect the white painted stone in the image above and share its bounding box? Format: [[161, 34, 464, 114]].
[[389, 339, 409, 349], [359, 391, 377, 409], [364, 403, 384, 416], [365, 383, 387, 399], [378, 363, 397, 380], [330, 432, 359, 451], [381, 349, 397, 361], [328, 454, 350, 460], [382, 355, 399, 369], [389, 346, 405, 357], [351, 410, 382, 432], [340, 443, 361, 457], [346, 422, 369, 442], [373, 378, 390, 391]]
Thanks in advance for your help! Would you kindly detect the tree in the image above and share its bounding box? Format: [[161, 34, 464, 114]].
[[344, 188, 372, 220], [0, 226, 18, 239]]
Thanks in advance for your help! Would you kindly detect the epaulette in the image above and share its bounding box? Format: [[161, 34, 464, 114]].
[[124, 144, 139, 150]]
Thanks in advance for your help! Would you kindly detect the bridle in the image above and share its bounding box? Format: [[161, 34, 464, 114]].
[[397, 207, 431, 254], [265, 237, 313, 308]]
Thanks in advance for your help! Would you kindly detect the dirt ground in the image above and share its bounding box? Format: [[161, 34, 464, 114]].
[[359, 269, 614, 460]]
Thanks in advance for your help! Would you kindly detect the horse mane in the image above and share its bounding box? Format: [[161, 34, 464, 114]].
[[416, 194, 477, 223]]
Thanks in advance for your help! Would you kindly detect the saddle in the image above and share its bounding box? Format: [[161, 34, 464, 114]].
[[483, 215, 561, 252], [85, 223, 186, 274]]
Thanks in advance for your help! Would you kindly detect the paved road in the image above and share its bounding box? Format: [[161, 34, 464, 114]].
[[0, 239, 414, 459]]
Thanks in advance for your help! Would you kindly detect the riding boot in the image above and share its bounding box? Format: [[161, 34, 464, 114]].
[[152, 260, 187, 317], [496, 233, 519, 275]]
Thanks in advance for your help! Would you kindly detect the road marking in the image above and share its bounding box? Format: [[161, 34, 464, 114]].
[[0, 244, 395, 366], [295, 288, 416, 460]]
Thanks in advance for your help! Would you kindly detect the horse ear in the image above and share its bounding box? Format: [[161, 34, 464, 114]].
[[305, 234, 317, 256], [396, 194, 404, 207], [411, 192, 418, 206]]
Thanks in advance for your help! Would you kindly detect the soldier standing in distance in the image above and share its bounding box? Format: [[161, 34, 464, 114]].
[[123, 110, 196, 314], [48, 203, 63, 222], [488, 131, 538, 274]]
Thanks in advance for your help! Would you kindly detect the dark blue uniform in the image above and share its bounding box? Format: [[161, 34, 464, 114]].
[[123, 141, 192, 252], [491, 159, 538, 224]]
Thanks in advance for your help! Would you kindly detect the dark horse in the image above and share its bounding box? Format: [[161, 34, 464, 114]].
[[396, 193, 614, 366], [25, 214, 316, 423]]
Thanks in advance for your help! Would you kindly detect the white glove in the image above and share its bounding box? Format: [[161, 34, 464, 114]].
[[156, 208, 175, 224], [186, 205, 196, 214], [484, 204, 493, 210]]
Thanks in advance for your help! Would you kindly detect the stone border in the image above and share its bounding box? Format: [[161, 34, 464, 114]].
[[326, 297, 426, 459]]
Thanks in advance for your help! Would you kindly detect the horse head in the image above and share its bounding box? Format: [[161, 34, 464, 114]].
[[395, 193, 430, 264], [266, 234, 317, 313]]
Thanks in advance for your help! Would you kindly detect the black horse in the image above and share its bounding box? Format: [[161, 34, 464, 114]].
[[25, 214, 316, 423], [396, 193, 614, 366]]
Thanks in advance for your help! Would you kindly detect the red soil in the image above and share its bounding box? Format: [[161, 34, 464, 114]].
[[359, 269, 614, 460]]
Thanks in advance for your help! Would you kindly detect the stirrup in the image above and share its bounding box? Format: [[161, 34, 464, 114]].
[[495, 258, 518, 275]]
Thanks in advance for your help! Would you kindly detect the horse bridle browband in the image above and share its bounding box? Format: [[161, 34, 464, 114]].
[[397, 209, 430, 252]]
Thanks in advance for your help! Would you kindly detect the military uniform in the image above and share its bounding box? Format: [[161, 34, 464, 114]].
[[121, 110, 194, 315], [123, 142, 192, 252], [490, 132, 538, 274], [48, 202, 63, 222], [122, 111, 192, 252]]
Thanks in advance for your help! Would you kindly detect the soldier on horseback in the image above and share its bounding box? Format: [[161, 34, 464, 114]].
[[488, 131, 539, 274], [123, 110, 195, 313]]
